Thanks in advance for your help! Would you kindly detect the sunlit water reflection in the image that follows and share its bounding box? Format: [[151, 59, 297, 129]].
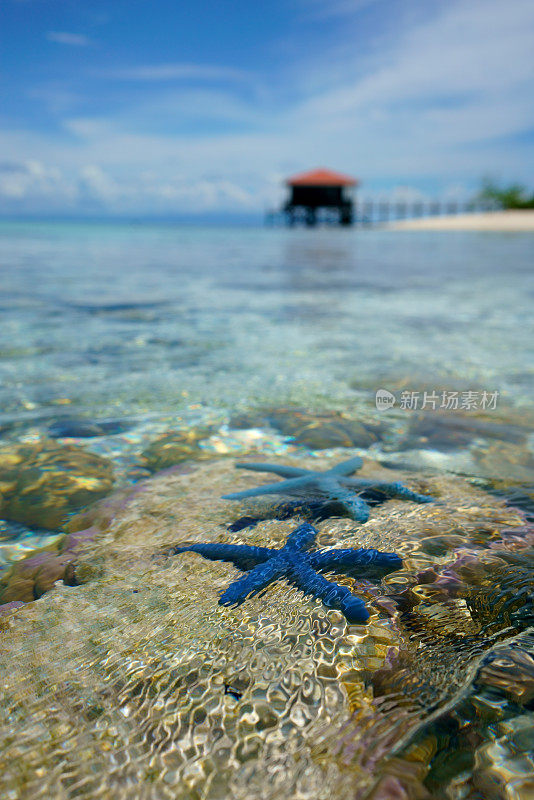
[[0, 221, 533, 798]]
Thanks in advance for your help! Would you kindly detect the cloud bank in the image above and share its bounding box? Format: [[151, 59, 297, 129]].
[[46, 31, 92, 47], [2, 0, 533, 214]]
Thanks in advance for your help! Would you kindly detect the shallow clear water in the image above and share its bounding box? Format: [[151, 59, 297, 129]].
[[1, 221, 533, 424], [1, 221, 534, 799], [1, 220, 533, 537], [1, 220, 533, 523]]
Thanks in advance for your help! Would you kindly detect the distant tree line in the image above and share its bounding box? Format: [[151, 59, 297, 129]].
[[478, 178, 534, 209]]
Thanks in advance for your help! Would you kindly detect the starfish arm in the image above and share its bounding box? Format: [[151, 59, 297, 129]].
[[236, 463, 310, 479], [284, 522, 317, 551], [326, 456, 364, 477], [341, 477, 377, 489], [310, 548, 402, 574], [172, 543, 273, 571], [289, 561, 369, 623], [317, 479, 371, 522], [335, 493, 371, 522], [366, 481, 434, 504], [222, 475, 311, 500], [219, 558, 286, 606]]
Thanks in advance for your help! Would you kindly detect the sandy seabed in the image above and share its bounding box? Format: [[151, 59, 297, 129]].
[[386, 210, 534, 231]]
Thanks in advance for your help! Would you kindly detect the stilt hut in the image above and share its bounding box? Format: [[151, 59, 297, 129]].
[[284, 168, 358, 226]]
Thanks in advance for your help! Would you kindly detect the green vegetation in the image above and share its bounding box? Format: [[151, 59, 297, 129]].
[[478, 178, 534, 209]]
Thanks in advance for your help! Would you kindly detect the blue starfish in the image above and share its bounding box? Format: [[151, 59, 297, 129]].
[[222, 456, 433, 523], [170, 522, 402, 623]]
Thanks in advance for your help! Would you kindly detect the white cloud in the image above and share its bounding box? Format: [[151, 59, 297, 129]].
[[295, 0, 534, 134], [78, 165, 118, 203], [301, 0, 387, 20], [96, 63, 251, 83], [0, 160, 67, 200], [2, 0, 533, 213], [46, 31, 92, 47], [0, 157, 258, 213]]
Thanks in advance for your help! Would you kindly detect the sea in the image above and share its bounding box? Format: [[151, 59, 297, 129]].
[[1, 221, 533, 419], [1, 220, 533, 554], [1, 220, 534, 799]]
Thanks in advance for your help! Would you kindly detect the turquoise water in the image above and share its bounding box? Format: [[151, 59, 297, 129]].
[[0, 220, 533, 546], [0, 220, 531, 502], [1, 221, 534, 799], [1, 221, 533, 480], [1, 221, 533, 424]]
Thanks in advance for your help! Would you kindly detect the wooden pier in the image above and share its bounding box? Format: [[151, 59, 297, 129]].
[[266, 197, 500, 227], [266, 167, 499, 227]]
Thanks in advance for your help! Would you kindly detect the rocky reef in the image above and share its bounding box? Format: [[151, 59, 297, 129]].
[[0, 439, 114, 530], [140, 428, 213, 472], [231, 407, 382, 449], [0, 457, 532, 799]]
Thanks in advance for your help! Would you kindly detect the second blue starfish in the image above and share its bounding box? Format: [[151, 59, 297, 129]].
[[222, 455, 433, 522], [170, 522, 402, 623]]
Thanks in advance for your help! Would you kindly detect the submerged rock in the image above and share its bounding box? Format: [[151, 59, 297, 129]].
[[231, 407, 381, 449], [141, 427, 213, 472], [476, 643, 534, 705], [471, 713, 534, 800], [398, 411, 530, 453], [0, 439, 114, 530], [0, 526, 98, 604], [0, 458, 530, 799], [473, 441, 534, 487], [48, 417, 133, 438]]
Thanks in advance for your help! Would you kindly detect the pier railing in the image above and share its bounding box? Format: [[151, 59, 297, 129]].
[[265, 199, 501, 227], [352, 199, 501, 226]]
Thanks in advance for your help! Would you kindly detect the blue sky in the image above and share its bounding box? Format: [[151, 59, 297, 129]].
[[1, 0, 533, 215]]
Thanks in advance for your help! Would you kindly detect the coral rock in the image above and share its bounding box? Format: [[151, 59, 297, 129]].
[[231, 407, 381, 449], [0, 526, 98, 604], [140, 428, 212, 472], [0, 459, 530, 800], [0, 439, 114, 530]]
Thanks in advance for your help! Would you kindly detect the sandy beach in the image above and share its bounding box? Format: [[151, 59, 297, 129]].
[[387, 209, 534, 231]]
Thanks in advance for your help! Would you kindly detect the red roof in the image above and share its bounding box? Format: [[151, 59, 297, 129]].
[[286, 168, 358, 187]]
